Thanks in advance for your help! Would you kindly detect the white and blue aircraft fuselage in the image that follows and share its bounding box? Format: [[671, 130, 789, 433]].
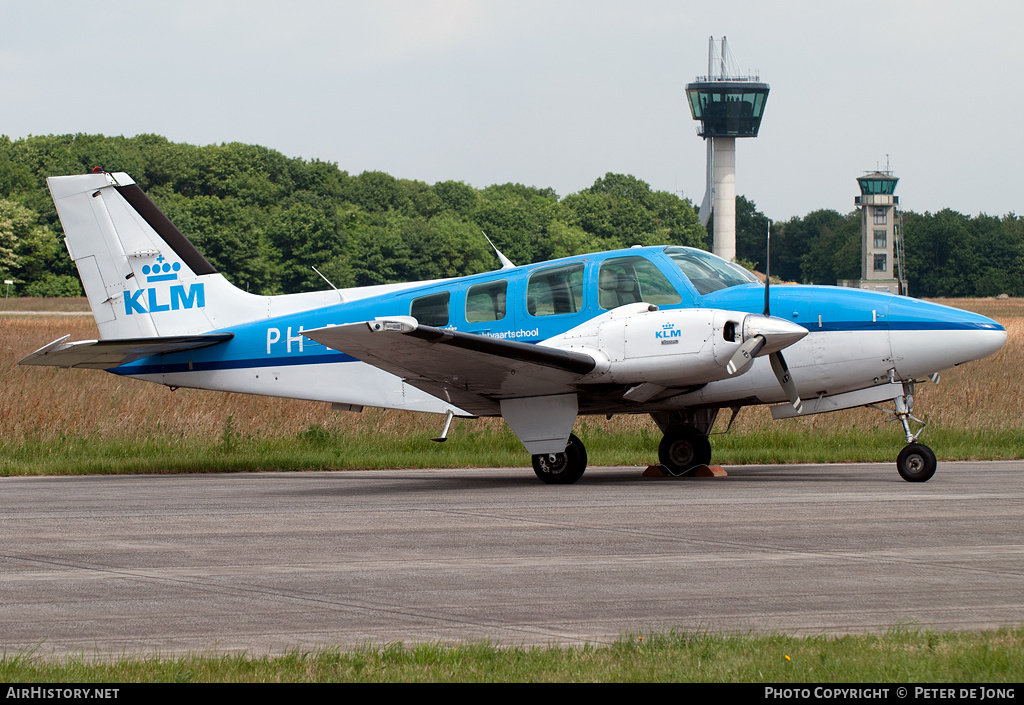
[[21, 171, 1007, 483]]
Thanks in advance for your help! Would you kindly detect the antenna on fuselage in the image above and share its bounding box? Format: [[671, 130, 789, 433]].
[[312, 265, 347, 302], [764, 220, 771, 316], [763, 219, 802, 412], [482, 231, 516, 270]]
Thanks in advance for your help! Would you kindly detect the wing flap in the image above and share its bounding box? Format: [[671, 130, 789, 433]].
[[304, 320, 596, 415], [19, 333, 234, 370]]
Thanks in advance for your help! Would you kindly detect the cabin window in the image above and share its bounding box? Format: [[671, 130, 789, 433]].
[[527, 263, 585, 316], [598, 256, 682, 309], [411, 291, 450, 327], [466, 280, 508, 323]]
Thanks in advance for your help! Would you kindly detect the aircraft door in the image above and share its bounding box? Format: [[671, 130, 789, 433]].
[[462, 279, 509, 337], [515, 262, 589, 341]]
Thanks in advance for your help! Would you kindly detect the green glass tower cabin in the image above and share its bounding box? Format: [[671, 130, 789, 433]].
[[685, 81, 770, 138]]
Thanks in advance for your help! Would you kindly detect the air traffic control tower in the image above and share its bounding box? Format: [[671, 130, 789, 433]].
[[686, 37, 769, 262], [838, 170, 906, 294]]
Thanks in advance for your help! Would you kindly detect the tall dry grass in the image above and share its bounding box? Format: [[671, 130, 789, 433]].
[[2, 299, 1021, 444], [0, 297, 91, 313]]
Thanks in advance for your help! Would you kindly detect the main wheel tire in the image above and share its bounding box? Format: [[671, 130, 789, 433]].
[[897, 443, 937, 482], [532, 433, 587, 485], [658, 428, 712, 477]]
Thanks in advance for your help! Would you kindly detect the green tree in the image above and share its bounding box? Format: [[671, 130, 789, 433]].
[[0, 198, 66, 292], [562, 173, 654, 247], [903, 210, 979, 297], [264, 202, 343, 293], [799, 214, 861, 285], [345, 212, 413, 286], [733, 195, 771, 270], [348, 171, 411, 213], [434, 180, 478, 217], [168, 194, 282, 294], [473, 184, 560, 265]]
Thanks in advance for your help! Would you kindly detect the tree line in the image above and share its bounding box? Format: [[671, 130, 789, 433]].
[[1, 134, 1021, 299], [730, 196, 1024, 298]]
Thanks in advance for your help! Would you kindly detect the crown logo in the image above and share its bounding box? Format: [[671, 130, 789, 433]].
[[662, 322, 675, 330], [142, 255, 182, 283]]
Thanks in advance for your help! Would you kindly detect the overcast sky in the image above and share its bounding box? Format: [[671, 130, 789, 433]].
[[4, 1, 1021, 220]]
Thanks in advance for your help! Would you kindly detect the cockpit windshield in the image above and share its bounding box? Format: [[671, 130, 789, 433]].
[[663, 246, 759, 295]]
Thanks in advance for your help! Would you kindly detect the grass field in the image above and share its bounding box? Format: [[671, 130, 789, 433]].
[[2, 297, 1022, 475], [2, 628, 1023, 682], [5, 628, 1024, 682]]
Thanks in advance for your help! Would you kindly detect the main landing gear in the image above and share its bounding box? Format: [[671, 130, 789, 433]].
[[651, 409, 718, 477], [658, 427, 712, 477], [532, 433, 588, 484], [872, 380, 937, 483], [529, 411, 719, 484]]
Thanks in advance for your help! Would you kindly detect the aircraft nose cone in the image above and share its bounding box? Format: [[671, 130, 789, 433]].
[[743, 314, 808, 355], [887, 298, 1006, 378]]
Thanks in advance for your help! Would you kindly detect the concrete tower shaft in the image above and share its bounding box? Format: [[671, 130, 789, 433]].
[[711, 137, 736, 261]]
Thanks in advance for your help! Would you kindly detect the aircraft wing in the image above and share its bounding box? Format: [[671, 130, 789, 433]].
[[304, 320, 597, 415], [19, 333, 234, 370]]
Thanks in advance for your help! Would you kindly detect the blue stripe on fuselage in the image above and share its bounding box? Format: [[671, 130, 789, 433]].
[[109, 257, 1004, 376]]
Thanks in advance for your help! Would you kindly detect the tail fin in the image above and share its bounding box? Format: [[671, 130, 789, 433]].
[[48, 172, 341, 338]]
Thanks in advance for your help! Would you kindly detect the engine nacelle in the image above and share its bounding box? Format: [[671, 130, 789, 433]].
[[544, 304, 754, 386]]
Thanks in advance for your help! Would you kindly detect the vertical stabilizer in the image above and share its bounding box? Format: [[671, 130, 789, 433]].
[[49, 172, 226, 338], [47, 172, 346, 339]]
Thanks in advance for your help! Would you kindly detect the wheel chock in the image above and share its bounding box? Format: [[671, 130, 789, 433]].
[[642, 464, 727, 478]]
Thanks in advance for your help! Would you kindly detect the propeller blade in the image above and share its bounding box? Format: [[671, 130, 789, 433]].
[[769, 350, 802, 412], [726, 334, 765, 376]]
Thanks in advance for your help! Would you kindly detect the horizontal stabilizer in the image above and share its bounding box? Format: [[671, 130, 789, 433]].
[[19, 333, 234, 370], [304, 320, 596, 415]]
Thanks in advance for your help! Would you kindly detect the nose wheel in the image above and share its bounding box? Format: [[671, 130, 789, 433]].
[[896, 443, 937, 482]]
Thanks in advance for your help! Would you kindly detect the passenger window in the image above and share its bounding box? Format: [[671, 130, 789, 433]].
[[598, 256, 682, 309], [411, 291, 450, 327], [466, 280, 507, 323], [527, 263, 585, 316]]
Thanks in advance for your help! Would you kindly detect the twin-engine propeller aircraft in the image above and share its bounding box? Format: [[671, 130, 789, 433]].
[[22, 171, 1007, 483]]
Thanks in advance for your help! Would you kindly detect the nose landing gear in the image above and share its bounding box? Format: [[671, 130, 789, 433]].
[[871, 380, 937, 482]]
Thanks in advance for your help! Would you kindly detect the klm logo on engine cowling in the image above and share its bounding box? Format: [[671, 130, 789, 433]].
[[123, 256, 205, 315], [655, 322, 681, 339]]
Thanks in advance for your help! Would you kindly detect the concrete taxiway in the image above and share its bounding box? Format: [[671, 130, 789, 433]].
[[1, 461, 1022, 657]]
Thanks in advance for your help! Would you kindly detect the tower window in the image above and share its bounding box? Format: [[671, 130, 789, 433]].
[[873, 207, 887, 225], [873, 230, 887, 248], [873, 254, 887, 273]]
